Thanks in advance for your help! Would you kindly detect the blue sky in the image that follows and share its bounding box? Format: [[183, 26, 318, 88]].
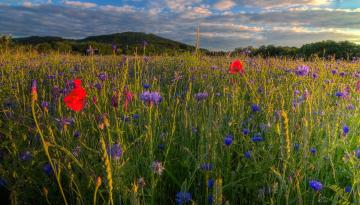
[[1, 0, 360, 50]]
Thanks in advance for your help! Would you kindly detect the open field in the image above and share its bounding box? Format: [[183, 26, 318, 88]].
[[0, 51, 359, 204]]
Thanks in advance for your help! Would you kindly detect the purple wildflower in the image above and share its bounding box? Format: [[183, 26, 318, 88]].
[[309, 180, 323, 191], [312, 73, 318, 79], [94, 83, 102, 91], [195, 92, 209, 101], [43, 163, 52, 176], [175, 192, 191, 205], [140, 91, 162, 105], [72, 145, 81, 157], [343, 125, 349, 135], [310, 147, 317, 154], [98, 73, 107, 81], [242, 128, 250, 135], [143, 83, 150, 89], [244, 151, 251, 159], [200, 163, 213, 171], [20, 151, 32, 161], [251, 104, 261, 112], [224, 134, 233, 146], [346, 104, 355, 110], [107, 143, 122, 160], [133, 114, 140, 120], [73, 131, 81, 138], [252, 134, 264, 142], [295, 65, 310, 76], [41, 101, 49, 109], [294, 143, 300, 151], [150, 92, 162, 104], [345, 185, 351, 193], [208, 179, 214, 189], [0, 178, 7, 187]]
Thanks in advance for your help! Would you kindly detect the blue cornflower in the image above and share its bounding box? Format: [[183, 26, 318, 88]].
[[175, 192, 191, 205], [73, 130, 81, 138], [94, 83, 102, 90], [140, 91, 162, 105], [356, 148, 360, 159], [143, 84, 150, 89], [20, 151, 32, 161], [208, 179, 214, 189], [121, 115, 130, 122], [251, 104, 261, 112], [47, 74, 56, 80], [208, 195, 213, 204], [107, 143, 122, 160], [343, 125, 349, 135], [224, 134, 233, 146], [251, 134, 264, 142], [242, 128, 250, 135], [309, 180, 323, 191], [72, 145, 81, 157], [43, 163, 52, 176], [336, 92, 344, 97], [158, 144, 165, 150], [191, 127, 198, 133], [150, 92, 162, 104], [294, 143, 300, 151], [41, 101, 49, 109], [310, 147, 317, 154], [244, 151, 251, 159], [195, 92, 209, 101], [200, 163, 213, 171], [0, 177, 7, 187], [345, 185, 351, 193], [133, 114, 140, 120]]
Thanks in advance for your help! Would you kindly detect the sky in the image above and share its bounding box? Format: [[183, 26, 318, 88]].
[[1, 0, 360, 50]]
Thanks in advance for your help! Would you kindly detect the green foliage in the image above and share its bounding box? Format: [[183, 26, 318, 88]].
[[235, 40, 360, 59], [328, 185, 351, 205]]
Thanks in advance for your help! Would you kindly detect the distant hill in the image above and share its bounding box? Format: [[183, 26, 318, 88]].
[[13, 32, 207, 55]]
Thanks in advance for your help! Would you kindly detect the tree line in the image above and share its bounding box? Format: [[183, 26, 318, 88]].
[[1, 35, 360, 59]]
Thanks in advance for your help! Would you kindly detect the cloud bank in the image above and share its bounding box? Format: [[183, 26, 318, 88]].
[[0, 0, 359, 50]]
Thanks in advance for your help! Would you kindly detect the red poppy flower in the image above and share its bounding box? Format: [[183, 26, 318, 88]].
[[64, 79, 87, 112], [229, 59, 244, 74], [357, 81, 360, 93]]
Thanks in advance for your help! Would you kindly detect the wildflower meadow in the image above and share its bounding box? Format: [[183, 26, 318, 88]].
[[0, 51, 359, 204]]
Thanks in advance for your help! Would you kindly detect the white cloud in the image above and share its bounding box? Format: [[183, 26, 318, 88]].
[[201, 22, 263, 32], [100, 5, 135, 13], [214, 0, 235, 11], [235, 0, 331, 9], [64, 1, 97, 8], [165, 0, 201, 11]]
